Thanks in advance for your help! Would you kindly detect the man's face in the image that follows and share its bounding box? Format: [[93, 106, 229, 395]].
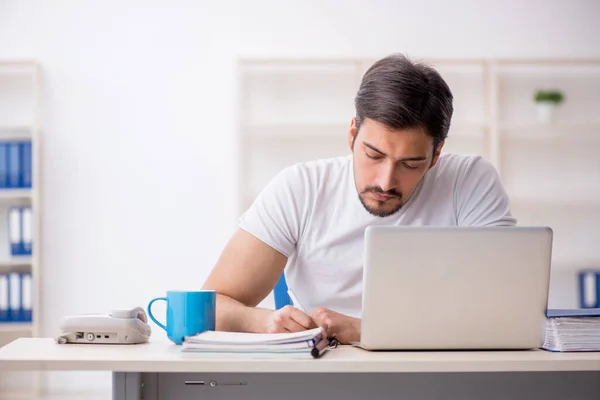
[[348, 117, 443, 217]]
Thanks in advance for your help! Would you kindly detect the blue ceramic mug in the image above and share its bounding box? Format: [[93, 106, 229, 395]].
[[147, 290, 216, 345]]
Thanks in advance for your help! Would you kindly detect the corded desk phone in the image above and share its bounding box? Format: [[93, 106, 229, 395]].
[[56, 306, 152, 344]]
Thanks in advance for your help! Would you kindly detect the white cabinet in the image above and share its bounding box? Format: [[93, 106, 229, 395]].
[[236, 57, 600, 309], [0, 61, 42, 396]]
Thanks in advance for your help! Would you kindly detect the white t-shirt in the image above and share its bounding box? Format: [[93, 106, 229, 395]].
[[239, 153, 516, 318]]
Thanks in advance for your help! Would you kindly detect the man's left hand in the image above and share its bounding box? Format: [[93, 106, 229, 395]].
[[310, 307, 361, 345]]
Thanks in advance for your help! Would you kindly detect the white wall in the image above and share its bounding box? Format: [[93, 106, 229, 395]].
[[0, 0, 599, 394]]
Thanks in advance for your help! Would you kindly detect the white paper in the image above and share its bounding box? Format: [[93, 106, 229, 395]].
[[185, 327, 324, 345]]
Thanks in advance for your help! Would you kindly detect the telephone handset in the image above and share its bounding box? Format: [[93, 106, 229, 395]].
[[56, 306, 152, 344]]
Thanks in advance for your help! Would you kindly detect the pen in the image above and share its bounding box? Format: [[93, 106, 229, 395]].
[[287, 288, 308, 313], [311, 337, 329, 358], [288, 288, 338, 348]]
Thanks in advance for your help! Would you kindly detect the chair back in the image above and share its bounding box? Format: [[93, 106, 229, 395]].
[[273, 272, 292, 310]]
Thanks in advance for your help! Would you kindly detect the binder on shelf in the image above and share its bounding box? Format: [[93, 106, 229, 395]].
[[9, 272, 22, 322], [578, 270, 600, 308], [0, 274, 8, 322], [9, 207, 23, 256], [20, 141, 32, 188], [0, 140, 32, 190], [21, 272, 32, 322], [22, 206, 32, 256], [0, 142, 7, 188], [7, 142, 21, 188]]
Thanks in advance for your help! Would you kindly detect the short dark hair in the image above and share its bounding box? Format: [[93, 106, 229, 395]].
[[354, 54, 453, 151]]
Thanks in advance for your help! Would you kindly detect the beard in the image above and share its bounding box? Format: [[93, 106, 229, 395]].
[[358, 186, 404, 217]]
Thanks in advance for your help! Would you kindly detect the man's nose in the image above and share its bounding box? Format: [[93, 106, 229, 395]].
[[376, 163, 397, 193]]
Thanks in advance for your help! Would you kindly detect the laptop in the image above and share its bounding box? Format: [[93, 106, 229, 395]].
[[359, 226, 553, 350]]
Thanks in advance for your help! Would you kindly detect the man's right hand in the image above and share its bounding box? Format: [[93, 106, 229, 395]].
[[264, 305, 318, 333], [202, 229, 317, 334]]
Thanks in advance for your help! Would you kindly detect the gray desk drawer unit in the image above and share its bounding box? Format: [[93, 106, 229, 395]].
[[118, 371, 600, 400]]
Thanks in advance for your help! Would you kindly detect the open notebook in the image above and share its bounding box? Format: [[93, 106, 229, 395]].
[[182, 327, 328, 358], [542, 308, 600, 352]]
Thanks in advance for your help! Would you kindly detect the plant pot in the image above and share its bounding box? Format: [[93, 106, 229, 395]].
[[536, 101, 556, 124]]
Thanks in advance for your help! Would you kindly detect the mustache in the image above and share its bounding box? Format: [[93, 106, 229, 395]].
[[362, 186, 402, 198]]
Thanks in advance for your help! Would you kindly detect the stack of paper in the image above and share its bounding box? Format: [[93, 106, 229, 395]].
[[542, 309, 600, 352], [182, 327, 327, 358]]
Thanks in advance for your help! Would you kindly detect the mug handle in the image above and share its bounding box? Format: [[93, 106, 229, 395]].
[[147, 297, 167, 331]]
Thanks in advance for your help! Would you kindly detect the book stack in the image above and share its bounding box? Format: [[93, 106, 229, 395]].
[[182, 327, 329, 358], [542, 309, 600, 352]]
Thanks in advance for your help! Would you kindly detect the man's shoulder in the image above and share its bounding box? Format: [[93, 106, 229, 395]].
[[433, 153, 496, 180]]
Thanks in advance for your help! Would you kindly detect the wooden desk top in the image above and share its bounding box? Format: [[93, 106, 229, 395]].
[[2, 338, 600, 373]]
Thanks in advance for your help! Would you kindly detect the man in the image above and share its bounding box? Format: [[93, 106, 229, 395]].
[[202, 54, 516, 344]]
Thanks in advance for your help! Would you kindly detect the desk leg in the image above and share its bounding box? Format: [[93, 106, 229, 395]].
[[112, 372, 142, 400]]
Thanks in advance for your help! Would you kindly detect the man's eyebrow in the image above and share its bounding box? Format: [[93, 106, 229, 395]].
[[362, 141, 428, 162]]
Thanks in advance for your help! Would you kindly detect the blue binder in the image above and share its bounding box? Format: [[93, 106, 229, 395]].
[[9, 207, 23, 256], [547, 308, 600, 318], [0, 274, 8, 322], [21, 141, 32, 188], [8, 272, 22, 322], [7, 142, 21, 188], [578, 270, 600, 308], [22, 207, 32, 256], [0, 142, 8, 188], [21, 272, 32, 322]]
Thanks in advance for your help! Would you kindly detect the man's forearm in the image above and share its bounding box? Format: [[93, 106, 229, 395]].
[[214, 293, 272, 333]]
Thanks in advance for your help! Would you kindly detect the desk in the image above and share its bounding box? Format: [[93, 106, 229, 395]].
[[2, 338, 600, 400]]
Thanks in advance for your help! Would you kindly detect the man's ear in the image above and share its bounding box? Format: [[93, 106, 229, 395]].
[[349, 117, 358, 151], [429, 141, 445, 169]]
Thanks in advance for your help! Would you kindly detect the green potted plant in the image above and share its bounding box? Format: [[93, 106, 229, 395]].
[[533, 89, 564, 124]]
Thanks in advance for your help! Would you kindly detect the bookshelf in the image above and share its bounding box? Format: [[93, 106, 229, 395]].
[[236, 57, 600, 310], [0, 61, 42, 396], [0, 322, 31, 333]]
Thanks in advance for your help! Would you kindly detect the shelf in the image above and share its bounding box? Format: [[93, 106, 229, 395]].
[[509, 196, 600, 208], [497, 59, 600, 66], [501, 123, 600, 133], [0, 257, 33, 273], [451, 123, 487, 130], [0, 323, 32, 334], [549, 261, 600, 272], [242, 123, 487, 138], [0, 189, 32, 200], [243, 123, 348, 138], [0, 126, 33, 140]]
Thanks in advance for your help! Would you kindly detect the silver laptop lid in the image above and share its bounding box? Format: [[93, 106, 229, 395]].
[[360, 226, 552, 350]]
